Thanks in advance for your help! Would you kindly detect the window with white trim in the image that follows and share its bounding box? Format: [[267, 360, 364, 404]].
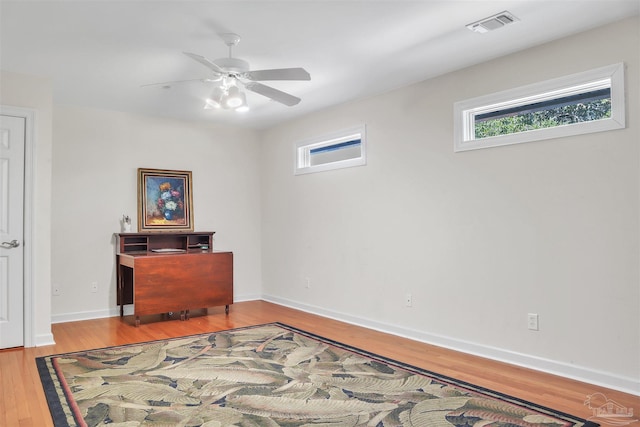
[[454, 63, 625, 152], [295, 125, 366, 175]]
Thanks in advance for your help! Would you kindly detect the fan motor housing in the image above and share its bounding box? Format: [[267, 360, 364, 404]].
[[214, 57, 250, 74]]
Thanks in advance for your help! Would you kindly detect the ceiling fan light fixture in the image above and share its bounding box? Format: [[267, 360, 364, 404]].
[[205, 96, 222, 109], [235, 103, 250, 113], [204, 99, 219, 109], [232, 91, 249, 112], [204, 86, 225, 109], [224, 85, 244, 108], [205, 84, 249, 112]]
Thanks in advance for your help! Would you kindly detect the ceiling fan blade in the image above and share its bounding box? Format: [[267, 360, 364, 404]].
[[183, 52, 224, 74], [244, 82, 301, 106], [140, 78, 218, 88], [244, 68, 310, 81]]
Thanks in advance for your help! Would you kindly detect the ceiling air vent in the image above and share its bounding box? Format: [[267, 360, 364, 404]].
[[466, 11, 519, 33]]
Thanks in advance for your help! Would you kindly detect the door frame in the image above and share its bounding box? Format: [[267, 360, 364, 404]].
[[1, 105, 35, 347]]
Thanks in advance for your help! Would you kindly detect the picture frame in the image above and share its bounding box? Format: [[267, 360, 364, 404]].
[[138, 168, 194, 232]]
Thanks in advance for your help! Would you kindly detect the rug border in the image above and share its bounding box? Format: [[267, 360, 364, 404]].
[[35, 321, 599, 427], [36, 355, 81, 427], [273, 322, 600, 427]]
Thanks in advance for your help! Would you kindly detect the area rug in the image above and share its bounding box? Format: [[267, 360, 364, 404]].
[[37, 322, 598, 427]]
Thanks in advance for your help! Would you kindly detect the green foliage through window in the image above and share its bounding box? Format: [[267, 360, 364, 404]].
[[475, 99, 611, 139]]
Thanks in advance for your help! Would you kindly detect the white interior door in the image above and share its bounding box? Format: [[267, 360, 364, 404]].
[[0, 114, 25, 349]]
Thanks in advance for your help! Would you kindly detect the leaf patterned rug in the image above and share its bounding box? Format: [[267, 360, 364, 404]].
[[37, 323, 597, 427]]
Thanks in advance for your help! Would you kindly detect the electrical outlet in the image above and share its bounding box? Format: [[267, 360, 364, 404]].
[[405, 293, 412, 307], [527, 313, 539, 331], [52, 284, 61, 296], [91, 281, 98, 293], [305, 278, 311, 289]]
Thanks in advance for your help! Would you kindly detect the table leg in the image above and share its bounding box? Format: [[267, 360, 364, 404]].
[[118, 265, 124, 318]]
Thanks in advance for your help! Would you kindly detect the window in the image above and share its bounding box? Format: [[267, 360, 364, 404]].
[[454, 63, 625, 152], [295, 125, 366, 175]]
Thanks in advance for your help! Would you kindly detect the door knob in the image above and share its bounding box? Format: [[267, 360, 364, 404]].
[[1, 240, 20, 249]]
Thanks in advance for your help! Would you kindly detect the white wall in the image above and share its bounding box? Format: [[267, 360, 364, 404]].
[[260, 17, 639, 393], [4, 14, 637, 394], [51, 106, 262, 320], [0, 71, 54, 346]]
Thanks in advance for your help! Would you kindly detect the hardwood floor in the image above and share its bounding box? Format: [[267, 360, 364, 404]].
[[1, 300, 637, 426]]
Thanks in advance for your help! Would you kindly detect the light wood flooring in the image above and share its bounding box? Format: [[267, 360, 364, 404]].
[[1, 300, 638, 426]]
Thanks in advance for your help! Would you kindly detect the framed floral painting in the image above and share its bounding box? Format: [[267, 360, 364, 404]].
[[137, 168, 194, 232]]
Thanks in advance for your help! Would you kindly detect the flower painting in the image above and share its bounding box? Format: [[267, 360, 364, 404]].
[[138, 168, 193, 231]]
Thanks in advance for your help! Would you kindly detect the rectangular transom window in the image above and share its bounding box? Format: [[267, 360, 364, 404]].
[[295, 125, 366, 175], [454, 63, 625, 152]]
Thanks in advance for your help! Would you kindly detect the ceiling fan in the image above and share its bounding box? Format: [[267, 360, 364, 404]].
[[147, 33, 311, 112]]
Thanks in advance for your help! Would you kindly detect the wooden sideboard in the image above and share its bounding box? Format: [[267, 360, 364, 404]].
[[116, 232, 233, 326]]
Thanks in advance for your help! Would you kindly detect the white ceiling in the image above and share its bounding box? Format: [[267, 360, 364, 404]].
[[1, 1, 638, 129]]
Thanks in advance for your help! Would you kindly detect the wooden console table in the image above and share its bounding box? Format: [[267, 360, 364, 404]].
[[116, 232, 233, 326]]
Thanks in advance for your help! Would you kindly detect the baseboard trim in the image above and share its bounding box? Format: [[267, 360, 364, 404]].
[[262, 294, 640, 396], [34, 332, 56, 347], [50, 294, 262, 325], [51, 306, 133, 324]]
